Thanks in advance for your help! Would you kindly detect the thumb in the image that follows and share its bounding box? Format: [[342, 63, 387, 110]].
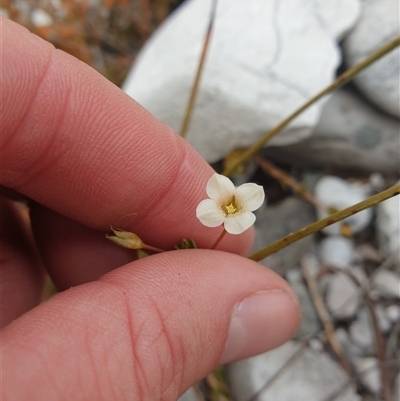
[[3, 250, 300, 401]]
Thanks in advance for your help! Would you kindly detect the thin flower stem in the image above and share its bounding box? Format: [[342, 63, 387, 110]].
[[179, 0, 218, 139], [222, 36, 400, 177], [249, 184, 400, 262], [142, 244, 165, 253], [211, 228, 227, 250]]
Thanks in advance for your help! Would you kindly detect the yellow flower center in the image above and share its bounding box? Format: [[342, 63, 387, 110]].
[[224, 202, 237, 215]]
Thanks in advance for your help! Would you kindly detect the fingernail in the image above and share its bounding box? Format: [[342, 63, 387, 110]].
[[219, 290, 300, 364]]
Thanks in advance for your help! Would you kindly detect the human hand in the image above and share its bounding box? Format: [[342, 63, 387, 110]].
[[1, 18, 300, 401]]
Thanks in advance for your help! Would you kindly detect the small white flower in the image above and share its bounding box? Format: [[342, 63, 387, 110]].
[[196, 173, 265, 234]]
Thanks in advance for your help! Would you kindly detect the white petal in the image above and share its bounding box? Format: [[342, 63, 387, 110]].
[[206, 174, 235, 204], [224, 212, 256, 234], [235, 183, 265, 211], [196, 199, 226, 227]]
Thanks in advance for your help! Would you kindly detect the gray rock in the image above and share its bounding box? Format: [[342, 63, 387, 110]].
[[349, 311, 375, 350], [252, 197, 315, 275], [262, 90, 400, 174], [326, 272, 361, 319], [289, 281, 321, 339], [227, 340, 361, 401], [123, 0, 360, 162], [343, 0, 400, 117]]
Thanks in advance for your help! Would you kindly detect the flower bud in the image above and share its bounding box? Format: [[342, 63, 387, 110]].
[[106, 227, 144, 250]]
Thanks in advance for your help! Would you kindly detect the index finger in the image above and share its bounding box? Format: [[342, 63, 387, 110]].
[[1, 18, 254, 252]]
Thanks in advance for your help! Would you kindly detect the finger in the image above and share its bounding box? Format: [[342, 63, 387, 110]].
[[0, 197, 44, 327], [3, 251, 300, 401], [30, 203, 136, 290], [1, 18, 253, 253]]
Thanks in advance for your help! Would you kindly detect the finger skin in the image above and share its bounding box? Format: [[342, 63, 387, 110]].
[[2, 251, 300, 401], [0, 198, 44, 327], [0, 18, 253, 253]]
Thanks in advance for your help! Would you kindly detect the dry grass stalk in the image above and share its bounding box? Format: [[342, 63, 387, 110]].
[[179, 0, 218, 139], [301, 257, 353, 376]]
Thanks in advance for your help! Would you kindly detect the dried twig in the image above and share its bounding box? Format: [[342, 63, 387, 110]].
[[222, 36, 400, 176], [363, 295, 393, 401], [253, 155, 329, 212], [328, 267, 394, 401], [179, 0, 218, 139], [301, 257, 353, 376]]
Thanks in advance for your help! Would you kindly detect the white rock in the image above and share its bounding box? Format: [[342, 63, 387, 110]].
[[376, 186, 400, 268], [31, 8, 53, 27], [262, 90, 400, 174], [372, 270, 400, 299], [227, 341, 361, 401], [326, 272, 360, 319], [313, 0, 360, 40], [343, 0, 400, 117], [385, 304, 400, 322], [123, 0, 360, 162], [319, 235, 354, 268], [349, 314, 374, 350], [353, 357, 381, 394], [314, 176, 372, 235]]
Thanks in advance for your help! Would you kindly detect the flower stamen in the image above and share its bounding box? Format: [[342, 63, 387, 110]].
[[224, 202, 237, 215]]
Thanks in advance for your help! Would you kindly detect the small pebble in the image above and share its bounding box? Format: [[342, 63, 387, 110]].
[[372, 270, 400, 299], [369, 173, 385, 191], [353, 357, 381, 394], [319, 235, 354, 268], [349, 315, 374, 350], [309, 338, 324, 352], [385, 304, 400, 323], [285, 267, 303, 284], [326, 273, 360, 319], [314, 176, 372, 235], [31, 8, 53, 27]]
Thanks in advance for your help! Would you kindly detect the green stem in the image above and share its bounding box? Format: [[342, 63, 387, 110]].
[[222, 36, 400, 176], [142, 244, 165, 253], [249, 184, 400, 262], [179, 0, 218, 139], [211, 228, 227, 250]]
